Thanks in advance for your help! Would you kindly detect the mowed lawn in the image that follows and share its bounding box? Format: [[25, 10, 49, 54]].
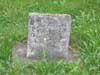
[[0, 0, 100, 75]]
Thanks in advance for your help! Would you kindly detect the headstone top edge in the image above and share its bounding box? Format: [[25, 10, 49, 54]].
[[29, 12, 71, 18]]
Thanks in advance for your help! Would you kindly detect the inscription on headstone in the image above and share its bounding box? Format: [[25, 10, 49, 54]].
[[27, 13, 71, 59]]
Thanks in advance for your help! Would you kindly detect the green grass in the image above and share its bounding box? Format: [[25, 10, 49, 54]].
[[0, 0, 100, 75]]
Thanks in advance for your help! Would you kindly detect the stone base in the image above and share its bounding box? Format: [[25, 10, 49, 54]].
[[12, 42, 79, 63]]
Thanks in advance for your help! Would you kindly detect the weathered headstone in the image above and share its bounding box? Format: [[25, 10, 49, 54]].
[[27, 13, 71, 59]]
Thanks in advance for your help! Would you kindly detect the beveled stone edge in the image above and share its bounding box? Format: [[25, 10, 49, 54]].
[[29, 12, 71, 18]]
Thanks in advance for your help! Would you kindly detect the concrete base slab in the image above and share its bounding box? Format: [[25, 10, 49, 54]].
[[12, 41, 79, 63]]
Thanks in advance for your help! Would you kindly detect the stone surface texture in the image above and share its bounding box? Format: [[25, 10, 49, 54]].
[[27, 13, 71, 59]]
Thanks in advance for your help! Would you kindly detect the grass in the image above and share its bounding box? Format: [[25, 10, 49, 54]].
[[0, 0, 100, 75]]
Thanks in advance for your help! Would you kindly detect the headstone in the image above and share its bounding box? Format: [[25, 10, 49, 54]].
[[27, 13, 71, 59]]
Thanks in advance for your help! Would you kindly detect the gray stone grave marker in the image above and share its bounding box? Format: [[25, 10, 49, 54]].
[[27, 13, 71, 59]]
